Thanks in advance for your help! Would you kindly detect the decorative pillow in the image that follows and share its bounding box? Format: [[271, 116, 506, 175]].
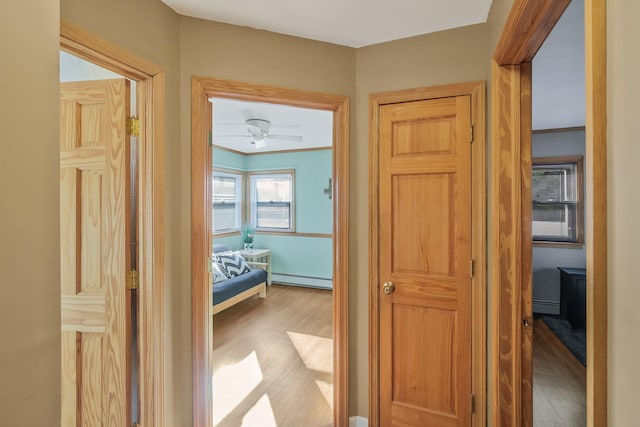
[[211, 260, 227, 283], [212, 254, 231, 279], [216, 252, 252, 278]]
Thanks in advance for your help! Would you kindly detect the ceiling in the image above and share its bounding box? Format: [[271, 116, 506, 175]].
[[161, 0, 493, 48], [64, 0, 581, 139], [211, 98, 333, 153], [532, 0, 585, 130]]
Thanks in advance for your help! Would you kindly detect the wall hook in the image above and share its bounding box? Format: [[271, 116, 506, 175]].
[[324, 178, 332, 199]]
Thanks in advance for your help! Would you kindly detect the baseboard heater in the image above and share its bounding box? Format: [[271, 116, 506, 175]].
[[271, 273, 333, 290], [533, 299, 560, 315]]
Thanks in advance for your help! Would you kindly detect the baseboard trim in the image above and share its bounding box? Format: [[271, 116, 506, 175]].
[[349, 416, 369, 427], [271, 273, 333, 289], [533, 298, 560, 315]]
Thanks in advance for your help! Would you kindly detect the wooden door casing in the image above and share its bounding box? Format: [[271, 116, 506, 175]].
[[378, 95, 472, 426], [60, 79, 131, 426]]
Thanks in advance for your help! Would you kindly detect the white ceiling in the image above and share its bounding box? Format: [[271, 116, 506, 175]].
[[532, 0, 585, 130], [161, 0, 493, 48], [211, 98, 333, 153]]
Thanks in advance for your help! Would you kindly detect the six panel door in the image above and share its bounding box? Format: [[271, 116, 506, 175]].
[[60, 79, 131, 426]]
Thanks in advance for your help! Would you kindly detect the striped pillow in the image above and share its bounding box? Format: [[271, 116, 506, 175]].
[[212, 254, 230, 279], [216, 252, 252, 278], [211, 260, 227, 283]]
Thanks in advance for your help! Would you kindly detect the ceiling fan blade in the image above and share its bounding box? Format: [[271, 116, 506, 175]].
[[265, 134, 303, 142]]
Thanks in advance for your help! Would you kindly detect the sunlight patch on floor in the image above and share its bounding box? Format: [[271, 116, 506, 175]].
[[241, 394, 278, 427], [315, 379, 334, 410], [213, 351, 263, 426], [286, 331, 333, 374]]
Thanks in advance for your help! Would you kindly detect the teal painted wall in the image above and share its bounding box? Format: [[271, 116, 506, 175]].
[[212, 148, 245, 171], [212, 147, 333, 282], [253, 234, 332, 278], [246, 150, 333, 233], [212, 234, 242, 251]]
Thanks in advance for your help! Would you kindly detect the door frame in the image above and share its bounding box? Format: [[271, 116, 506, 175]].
[[60, 21, 166, 426], [368, 81, 487, 427], [490, 0, 607, 425], [191, 76, 350, 427]]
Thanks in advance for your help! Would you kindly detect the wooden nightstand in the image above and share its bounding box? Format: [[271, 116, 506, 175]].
[[238, 248, 272, 285]]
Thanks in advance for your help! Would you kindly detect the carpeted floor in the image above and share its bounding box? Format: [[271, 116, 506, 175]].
[[541, 315, 586, 366]]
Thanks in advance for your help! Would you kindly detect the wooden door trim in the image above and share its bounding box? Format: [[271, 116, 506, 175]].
[[489, 61, 533, 426], [60, 21, 166, 427], [490, 0, 607, 425], [191, 76, 350, 427], [368, 81, 486, 427], [493, 0, 571, 65]]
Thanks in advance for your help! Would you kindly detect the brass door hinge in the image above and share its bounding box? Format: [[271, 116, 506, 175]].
[[127, 269, 138, 290], [470, 259, 474, 278], [470, 125, 474, 143], [127, 116, 140, 137]]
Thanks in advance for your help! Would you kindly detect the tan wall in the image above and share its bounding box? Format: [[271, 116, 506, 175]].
[[608, 1, 640, 425], [59, 0, 185, 423], [354, 24, 489, 415], [6, 0, 638, 424], [178, 16, 356, 420], [0, 0, 60, 424]]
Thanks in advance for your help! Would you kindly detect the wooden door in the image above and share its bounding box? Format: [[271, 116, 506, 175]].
[[60, 79, 131, 426], [379, 95, 472, 426]]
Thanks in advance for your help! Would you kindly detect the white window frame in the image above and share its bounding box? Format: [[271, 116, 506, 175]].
[[249, 170, 295, 232], [212, 169, 243, 234]]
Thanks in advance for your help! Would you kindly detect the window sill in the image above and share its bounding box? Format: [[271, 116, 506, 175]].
[[533, 241, 584, 249], [212, 230, 241, 238], [256, 230, 333, 238], [256, 229, 295, 235]]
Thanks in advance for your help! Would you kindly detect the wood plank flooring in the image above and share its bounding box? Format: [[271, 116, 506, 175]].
[[212, 284, 333, 427], [533, 318, 586, 426]]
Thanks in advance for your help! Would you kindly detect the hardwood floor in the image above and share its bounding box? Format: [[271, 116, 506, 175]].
[[533, 318, 586, 426], [212, 284, 333, 427]]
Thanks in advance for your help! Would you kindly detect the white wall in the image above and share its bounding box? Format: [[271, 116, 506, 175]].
[[531, 130, 587, 314]]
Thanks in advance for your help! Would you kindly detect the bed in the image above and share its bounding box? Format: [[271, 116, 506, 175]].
[[211, 244, 268, 315]]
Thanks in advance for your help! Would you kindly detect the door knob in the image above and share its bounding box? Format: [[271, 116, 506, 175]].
[[383, 282, 395, 295]]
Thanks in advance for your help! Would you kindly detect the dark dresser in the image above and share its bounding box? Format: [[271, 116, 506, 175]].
[[558, 267, 587, 329]]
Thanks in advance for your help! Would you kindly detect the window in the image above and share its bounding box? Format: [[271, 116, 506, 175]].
[[250, 171, 295, 231], [532, 156, 584, 244], [212, 170, 243, 233]]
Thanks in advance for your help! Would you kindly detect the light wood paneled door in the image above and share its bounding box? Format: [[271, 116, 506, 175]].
[[60, 79, 131, 426], [378, 96, 472, 426]]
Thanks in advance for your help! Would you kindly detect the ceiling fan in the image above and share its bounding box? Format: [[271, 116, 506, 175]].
[[215, 118, 303, 149]]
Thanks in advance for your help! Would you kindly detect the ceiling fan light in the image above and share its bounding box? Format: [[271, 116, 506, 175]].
[[254, 139, 266, 149]]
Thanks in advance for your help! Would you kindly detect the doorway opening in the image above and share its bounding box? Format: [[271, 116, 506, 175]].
[[191, 77, 349, 427], [490, 0, 606, 424], [59, 22, 166, 426], [210, 97, 335, 425], [59, 50, 141, 424], [530, 2, 587, 423]]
